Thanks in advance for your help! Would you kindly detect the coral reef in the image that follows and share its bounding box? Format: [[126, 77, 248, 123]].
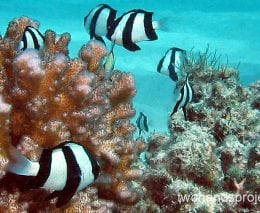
[[0, 16, 145, 212], [133, 49, 260, 212], [0, 16, 259, 213]]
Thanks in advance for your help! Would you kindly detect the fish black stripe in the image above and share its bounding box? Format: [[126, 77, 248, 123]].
[[122, 12, 141, 51], [35, 27, 45, 43], [169, 49, 176, 71], [157, 56, 164, 73], [55, 145, 81, 207], [28, 149, 52, 188], [106, 6, 117, 38], [26, 27, 41, 50], [136, 114, 141, 127], [89, 5, 105, 39], [183, 81, 190, 108], [136, 113, 142, 135], [143, 114, 149, 132], [38, 28, 45, 43], [171, 85, 185, 116], [107, 13, 122, 40], [169, 68, 178, 81], [143, 11, 158, 40], [168, 48, 178, 81]]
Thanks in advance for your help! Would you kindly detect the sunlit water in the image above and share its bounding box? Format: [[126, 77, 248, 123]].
[[1, 0, 259, 134]]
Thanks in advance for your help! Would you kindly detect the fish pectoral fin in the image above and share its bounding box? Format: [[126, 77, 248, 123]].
[[55, 192, 75, 208], [123, 41, 141, 51], [23, 176, 41, 191], [169, 69, 178, 81], [45, 190, 74, 208], [53, 175, 81, 207], [45, 190, 61, 201]]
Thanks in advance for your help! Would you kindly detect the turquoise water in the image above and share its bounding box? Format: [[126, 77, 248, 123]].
[[1, 0, 259, 134]]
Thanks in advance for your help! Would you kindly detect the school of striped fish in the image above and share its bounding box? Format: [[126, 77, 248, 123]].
[[8, 3, 195, 206]]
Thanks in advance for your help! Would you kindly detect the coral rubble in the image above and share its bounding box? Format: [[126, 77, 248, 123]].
[[133, 49, 260, 212], [0, 16, 144, 212]]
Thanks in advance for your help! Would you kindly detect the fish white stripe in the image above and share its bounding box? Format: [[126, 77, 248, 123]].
[[131, 13, 147, 42], [164, 49, 173, 74], [25, 30, 35, 49], [84, 7, 100, 34], [95, 8, 111, 36], [111, 12, 132, 45], [43, 148, 67, 191], [187, 79, 193, 103], [179, 83, 188, 109], [30, 28, 44, 49]]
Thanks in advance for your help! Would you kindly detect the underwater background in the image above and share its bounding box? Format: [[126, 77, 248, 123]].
[[0, 1, 259, 212], [1, 0, 259, 135]]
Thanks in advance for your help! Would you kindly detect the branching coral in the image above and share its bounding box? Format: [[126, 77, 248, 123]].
[[0, 16, 145, 212]]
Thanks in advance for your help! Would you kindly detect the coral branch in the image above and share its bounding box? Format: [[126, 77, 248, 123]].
[[0, 16, 144, 211]]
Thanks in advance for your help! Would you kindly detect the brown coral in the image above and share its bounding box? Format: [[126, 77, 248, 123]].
[[0, 16, 144, 212]]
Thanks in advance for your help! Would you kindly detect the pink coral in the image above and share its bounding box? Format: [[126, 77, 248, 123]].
[[0, 16, 145, 211]]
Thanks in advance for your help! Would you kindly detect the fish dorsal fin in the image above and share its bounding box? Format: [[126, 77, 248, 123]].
[[123, 41, 141, 51]]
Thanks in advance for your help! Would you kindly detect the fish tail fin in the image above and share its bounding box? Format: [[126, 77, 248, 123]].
[[7, 145, 39, 176], [153, 17, 171, 32]]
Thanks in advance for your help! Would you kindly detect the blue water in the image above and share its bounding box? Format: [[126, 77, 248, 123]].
[[1, 0, 259, 134]]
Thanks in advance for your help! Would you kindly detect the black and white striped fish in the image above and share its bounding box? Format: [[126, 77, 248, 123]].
[[170, 75, 194, 120], [107, 9, 159, 51], [157, 47, 187, 82], [18, 26, 45, 51], [7, 141, 100, 207], [84, 4, 117, 43], [136, 112, 149, 135]]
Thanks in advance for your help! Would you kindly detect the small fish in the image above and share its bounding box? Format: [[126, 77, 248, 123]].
[[84, 4, 117, 43], [18, 26, 45, 51], [170, 75, 194, 120], [104, 42, 116, 76], [157, 47, 187, 82], [7, 141, 100, 207], [107, 9, 159, 51], [136, 112, 149, 135]]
